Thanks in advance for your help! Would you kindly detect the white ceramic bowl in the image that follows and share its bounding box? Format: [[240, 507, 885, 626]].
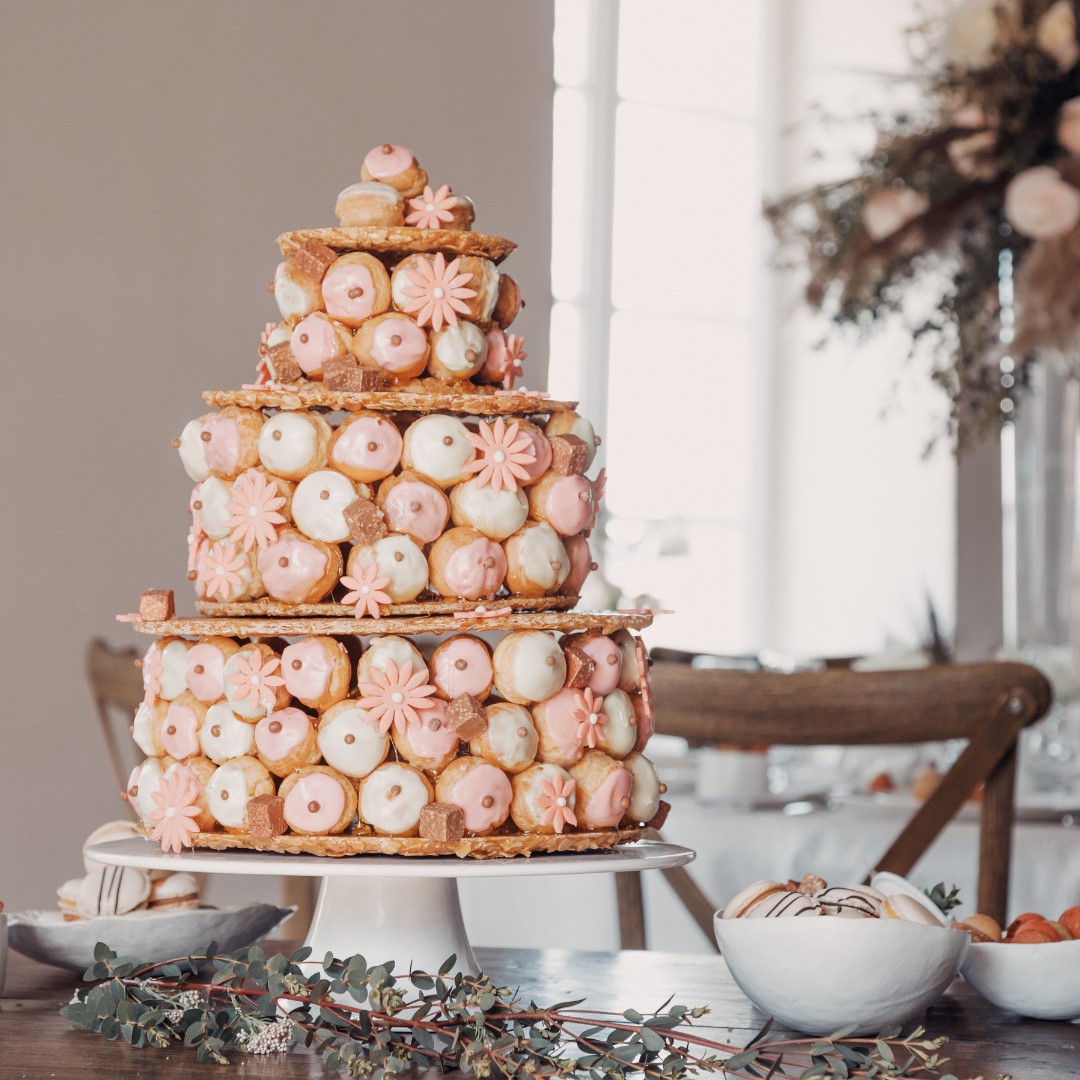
[[713, 915, 969, 1035], [8, 903, 294, 971], [961, 939, 1080, 1020]]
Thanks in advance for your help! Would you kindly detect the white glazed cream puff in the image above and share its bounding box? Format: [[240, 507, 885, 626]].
[[376, 470, 450, 545], [471, 702, 538, 773], [355, 635, 426, 687], [401, 414, 476, 488], [223, 643, 289, 721], [254, 707, 321, 777], [273, 259, 323, 321], [205, 756, 275, 832], [504, 522, 570, 596], [509, 763, 577, 834], [351, 312, 430, 381], [317, 699, 390, 779], [492, 631, 567, 705], [610, 629, 644, 694], [322, 253, 392, 328], [358, 761, 433, 836], [491, 273, 523, 329], [429, 635, 493, 701], [176, 414, 213, 482], [279, 765, 358, 836], [192, 477, 233, 540], [454, 256, 499, 323], [450, 478, 528, 541], [281, 636, 351, 710], [292, 470, 364, 543], [290, 312, 353, 380], [161, 693, 208, 761], [184, 637, 241, 704], [258, 526, 342, 605], [329, 412, 403, 483], [429, 526, 507, 600], [560, 632, 623, 695], [361, 144, 428, 198], [335, 181, 406, 227], [132, 700, 167, 757], [622, 752, 661, 823], [392, 699, 460, 771], [201, 408, 263, 482], [528, 474, 594, 537], [257, 411, 332, 481], [127, 757, 166, 824], [200, 701, 255, 764], [435, 756, 512, 836], [568, 750, 632, 829], [149, 638, 193, 701], [594, 689, 637, 759], [428, 322, 488, 381], [346, 532, 428, 602], [545, 412, 600, 470]]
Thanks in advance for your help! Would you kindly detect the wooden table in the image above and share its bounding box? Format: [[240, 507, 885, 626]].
[[2, 944, 1077, 1078]]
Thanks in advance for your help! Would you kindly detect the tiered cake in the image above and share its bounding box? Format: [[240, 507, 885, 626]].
[[121, 144, 666, 857]]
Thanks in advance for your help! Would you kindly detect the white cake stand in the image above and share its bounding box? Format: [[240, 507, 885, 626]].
[[87, 838, 694, 977]]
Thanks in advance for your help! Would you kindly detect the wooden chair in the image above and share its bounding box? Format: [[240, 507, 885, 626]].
[[615, 660, 1051, 949]]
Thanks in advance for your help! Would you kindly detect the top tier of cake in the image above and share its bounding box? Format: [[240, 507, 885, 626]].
[[258, 143, 528, 396]]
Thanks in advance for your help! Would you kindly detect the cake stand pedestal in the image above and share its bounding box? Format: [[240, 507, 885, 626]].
[[87, 839, 695, 976]]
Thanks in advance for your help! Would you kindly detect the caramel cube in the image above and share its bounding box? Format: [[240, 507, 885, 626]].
[[646, 799, 671, 832], [246, 794, 287, 838], [343, 497, 388, 546], [289, 238, 337, 283], [447, 694, 488, 740], [549, 434, 589, 476], [563, 646, 596, 689], [419, 802, 465, 842], [139, 589, 175, 621], [266, 341, 302, 384], [323, 354, 388, 392]]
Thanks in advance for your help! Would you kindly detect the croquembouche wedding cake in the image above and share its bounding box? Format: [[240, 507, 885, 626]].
[[120, 143, 668, 857]]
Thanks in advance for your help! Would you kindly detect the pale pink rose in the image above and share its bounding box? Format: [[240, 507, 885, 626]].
[[947, 104, 998, 179], [943, 0, 1019, 69], [1058, 97, 1080, 156], [1037, 0, 1080, 71], [1004, 166, 1080, 239], [862, 187, 929, 242]]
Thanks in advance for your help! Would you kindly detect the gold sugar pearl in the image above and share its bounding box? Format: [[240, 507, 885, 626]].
[[428, 718, 441, 731], [516, 726, 529, 738], [394, 551, 404, 562], [368, 441, 379, 452], [442, 435, 454, 446], [390, 334, 402, 347], [320, 490, 330, 500], [272, 429, 283, 441], [211, 726, 222, 737], [200, 431, 211, 442], [292, 659, 302, 670], [166, 725, 176, 735], [607, 654, 618, 664], [299, 333, 309, 344], [279, 557, 289, 567], [481, 795, 494, 808], [307, 800, 321, 814], [545, 656, 556, 666], [220, 790, 229, 800], [454, 659, 467, 670], [388, 785, 402, 799], [269, 721, 282, 733], [194, 664, 204, 674], [344, 734, 356, 744], [348, 287, 364, 299]]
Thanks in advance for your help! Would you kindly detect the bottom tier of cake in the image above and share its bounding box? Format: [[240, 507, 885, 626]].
[[126, 618, 664, 856]]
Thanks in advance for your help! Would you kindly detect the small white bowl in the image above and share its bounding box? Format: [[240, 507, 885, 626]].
[[713, 915, 969, 1035], [961, 938, 1080, 1020]]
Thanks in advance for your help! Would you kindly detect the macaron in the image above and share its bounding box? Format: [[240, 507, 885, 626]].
[[952, 913, 1003, 943], [816, 885, 884, 919], [148, 872, 201, 910], [881, 893, 942, 926], [82, 820, 143, 873], [57, 878, 82, 921], [76, 865, 151, 918], [720, 880, 786, 920]]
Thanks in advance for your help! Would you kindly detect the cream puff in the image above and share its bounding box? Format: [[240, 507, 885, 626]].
[[165, 758, 216, 832], [329, 412, 403, 483], [392, 699, 460, 771], [427, 321, 488, 381], [176, 414, 214, 482], [281, 636, 351, 710], [531, 688, 589, 768], [317, 699, 390, 779], [375, 470, 450, 545], [560, 632, 623, 695], [492, 631, 566, 705], [434, 756, 512, 836], [355, 635, 426, 687], [593, 689, 636, 759], [429, 527, 507, 600], [528, 474, 594, 537], [504, 522, 570, 596], [257, 411, 333, 481], [127, 758, 166, 824], [360, 144, 428, 198], [358, 762, 433, 836], [161, 693, 208, 761], [200, 406, 267, 479], [632, 691, 654, 753], [292, 470, 365, 543], [254, 707, 321, 777], [568, 750, 632, 829], [622, 752, 661, 824], [491, 273, 523, 329], [561, 534, 596, 596], [471, 702, 538, 774], [335, 181, 406, 226], [545, 412, 600, 470], [508, 420, 551, 484], [148, 638, 193, 700], [132, 700, 167, 757], [200, 702, 255, 764], [322, 254, 392, 329], [454, 256, 499, 323], [509, 763, 577, 834], [279, 765, 358, 836], [222, 643, 290, 721], [350, 312, 430, 381], [192, 477, 233, 540], [346, 532, 428, 602], [257, 526, 343, 605], [205, 756, 275, 832], [610, 629, 644, 694], [401, 414, 476, 488], [195, 541, 263, 604], [273, 259, 323, 321], [429, 635, 494, 701], [184, 637, 241, 703], [450, 479, 528, 541], [290, 312, 353, 380]]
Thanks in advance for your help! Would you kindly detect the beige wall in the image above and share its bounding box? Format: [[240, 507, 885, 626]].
[[0, 0, 553, 911]]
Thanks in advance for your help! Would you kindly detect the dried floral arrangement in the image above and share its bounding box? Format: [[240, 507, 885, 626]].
[[767, 0, 1080, 446], [62, 942, 973, 1079]]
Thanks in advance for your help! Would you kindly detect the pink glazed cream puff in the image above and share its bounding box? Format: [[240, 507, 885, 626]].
[[184, 637, 241, 704], [351, 312, 430, 381], [202, 408, 263, 482], [531, 687, 589, 769], [279, 766, 358, 836], [429, 526, 507, 600], [361, 144, 428, 198], [392, 699, 460, 772], [560, 632, 623, 695], [528, 474, 594, 537], [289, 312, 353, 380], [429, 635, 493, 701], [322, 253, 391, 328], [255, 708, 321, 777], [545, 411, 600, 470], [329, 413, 404, 484], [435, 756, 512, 836], [281, 637, 351, 711], [569, 750, 632, 829], [258, 526, 343, 604], [561, 534, 596, 596], [376, 470, 450, 545], [161, 693, 208, 761]]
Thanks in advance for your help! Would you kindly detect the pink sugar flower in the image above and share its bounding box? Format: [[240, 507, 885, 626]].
[[573, 688, 606, 750], [227, 651, 285, 711], [149, 770, 201, 854], [502, 334, 527, 390], [197, 541, 247, 601], [357, 659, 438, 735], [400, 252, 476, 332], [537, 775, 577, 834], [225, 469, 287, 552], [405, 184, 457, 229], [340, 563, 392, 620], [465, 418, 537, 493]]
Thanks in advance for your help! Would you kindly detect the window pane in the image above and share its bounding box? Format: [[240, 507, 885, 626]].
[[617, 0, 762, 117], [610, 103, 758, 321]]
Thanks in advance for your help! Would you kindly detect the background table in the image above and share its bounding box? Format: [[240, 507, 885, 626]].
[[1, 943, 1073, 1078]]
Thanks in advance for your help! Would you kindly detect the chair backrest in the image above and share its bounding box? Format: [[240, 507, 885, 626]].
[[86, 638, 144, 818]]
